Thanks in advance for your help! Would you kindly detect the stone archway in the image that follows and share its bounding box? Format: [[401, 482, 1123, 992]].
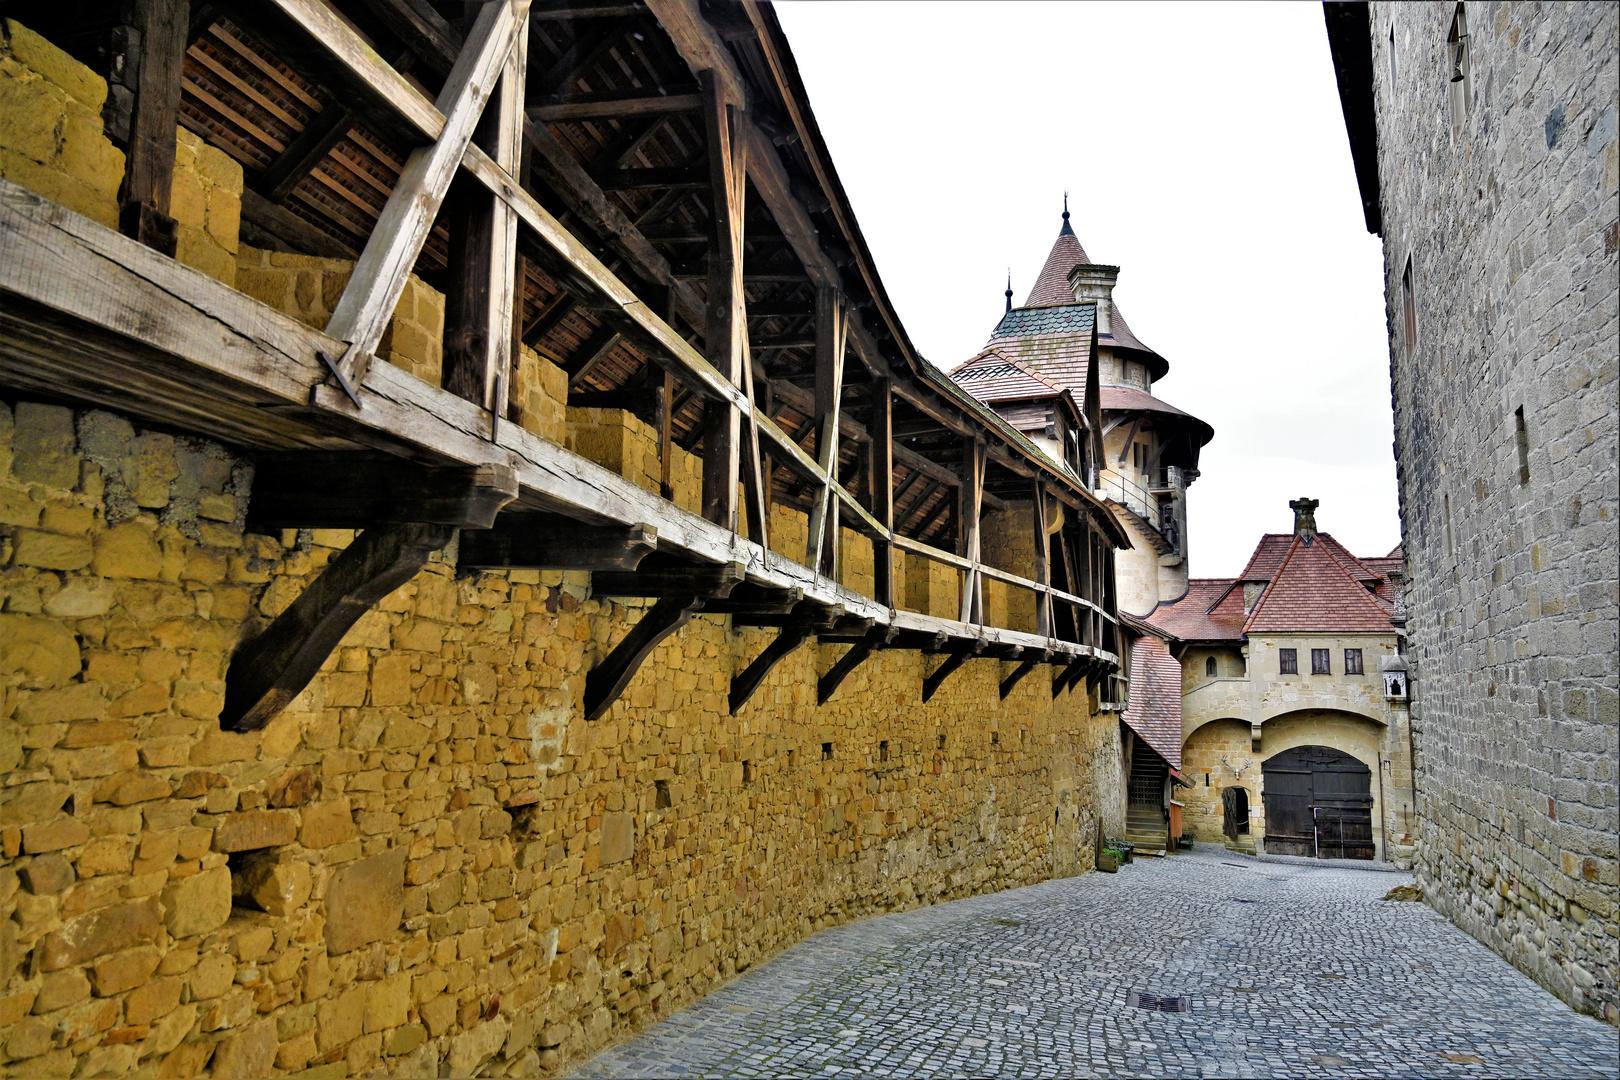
[[1260, 745, 1375, 859]]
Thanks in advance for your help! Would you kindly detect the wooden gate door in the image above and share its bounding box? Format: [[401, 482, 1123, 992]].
[[1261, 746, 1375, 859]]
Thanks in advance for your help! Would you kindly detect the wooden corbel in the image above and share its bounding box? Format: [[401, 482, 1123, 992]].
[[700, 583, 803, 615], [248, 454, 519, 530], [729, 603, 841, 715], [922, 638, 987, 703], [999, 649, 1050, 700], [459, 517, 659, 571], [223, 523, 454, 732], [583, 562, 746, 721], [817, 625, 897, 706], [1052, 655, 1089, 698]]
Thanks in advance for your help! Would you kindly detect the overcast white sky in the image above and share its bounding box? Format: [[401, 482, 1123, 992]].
[[774, 1, 1399, 579]]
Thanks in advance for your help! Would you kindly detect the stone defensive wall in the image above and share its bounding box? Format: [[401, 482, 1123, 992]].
[[1359, 0, 1619, 1025], [0, 11, 1132, 1077]]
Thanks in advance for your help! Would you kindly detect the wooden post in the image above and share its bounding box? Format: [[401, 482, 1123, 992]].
[[119, 0, 188, 256], [869, 375, 894, 607], [658, 368, 675, 500], [958, 437, 984, 624], [807, 286, 845, 577], [443, 12, 526, 422], [698, 71, 766, 544], [1032, 477, 1051, 637], [324, 1, 529, 386]]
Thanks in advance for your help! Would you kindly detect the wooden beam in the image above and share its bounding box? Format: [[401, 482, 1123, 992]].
[[522, 288, 575, 344], [528, 91, 704, 122], [355, 0, 460, 74], [958, 437, 985, 624], [120, 0, 188, 256], [701, 584, 803, 615], [323, 1, 529, 385], [816, 625, 895, 705], [443, 12, 527, 420], [999, 654, 1045, 700], [1053, 657, 1088, 697], [239, 189, 353, 258], [564, 326, 623, 387], [584, 594, 698, 722], [458, 519, 658, 571], [1115, 413, 1144, 466], [222, 522, 453, 731], [922, 640, 984, 703], [1032, 477, 1052, 637], [869, 375, 894, 607], [247, 455, 518, 530], [254, 104, 354, 203], [729, 606, 834, 714], [806, 287, 845, 577], [531, 4, 648, 21], [592, 167, 708, 191], [592, 561, 745, 597]]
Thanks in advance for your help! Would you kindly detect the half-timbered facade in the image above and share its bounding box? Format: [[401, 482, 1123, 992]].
[[0, 2, 1131, 1074]]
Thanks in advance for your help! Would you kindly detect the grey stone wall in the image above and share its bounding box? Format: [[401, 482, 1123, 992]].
[[1368, 1, 1618, 1024]]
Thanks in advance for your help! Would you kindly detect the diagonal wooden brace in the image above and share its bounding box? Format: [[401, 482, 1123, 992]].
[[584, 593, 697, 722], [222, 522, 454, 732], [1052, 656, 1088, 698], [922, 639, 987, 703], [817, 625, 896, 706], [999, 649, 1049, 701], [729, 621, 813, 715]]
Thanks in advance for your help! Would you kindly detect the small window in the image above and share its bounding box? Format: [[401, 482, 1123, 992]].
[[655, 779, 671, 809], [1389, 24, 1396, 86], [1402, 257, 1417, 357], [879, 740, 890, 762], [1448, 4, 1471, 132], [1205, 656, 1218, 677], [1279, 649, 1298, 675], [1311, 648, 1331, 675], [741, 761, 754, 785], [1514, 406, 1531, 485], [821, 742, 833, 761], [1345, 649, 1364, 675], [937, 733, 946, 750], [1444, 492, 1455, 559]]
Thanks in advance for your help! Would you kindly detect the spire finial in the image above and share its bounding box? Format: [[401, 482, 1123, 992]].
[[1059, 191, 1074, 236], [1004, 269, 1013, 313]]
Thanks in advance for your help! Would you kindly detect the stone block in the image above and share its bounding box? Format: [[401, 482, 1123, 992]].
[[94, 772, 172, 806], [447, 1017, 508, 1077], [20, 853, 74, 894], [39, 897, 160, 970], [161, 865, 231, 939], [211, 1018, 277, 1080], [601, 812, 633, 865], [300, 799, 357, 849], [324, 848, 406, 954], [92, 522, 162, 579], [316, 985, 364, 1051], [0, 614, 81, 689], [5, 20, 107, 109], [22, 816, 89, 853], [90, 945, 161, 995], [11, 528, 93, 570], [11, 401, 79, 489], [234, 855, 310, 916], [212, 810, 298, 852], [363, 973, 410, 1033]]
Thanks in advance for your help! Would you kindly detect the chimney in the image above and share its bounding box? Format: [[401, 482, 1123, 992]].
[[1067, 263, 1120, 334], [1289, 498, 1320, 545]]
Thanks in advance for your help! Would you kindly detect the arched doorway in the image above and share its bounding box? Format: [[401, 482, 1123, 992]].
[[1261, 745, 1374, 859]]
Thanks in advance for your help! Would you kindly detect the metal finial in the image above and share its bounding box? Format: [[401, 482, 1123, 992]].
[[1063, 191, 1069, 221], [1004, 269, 1013, 313]]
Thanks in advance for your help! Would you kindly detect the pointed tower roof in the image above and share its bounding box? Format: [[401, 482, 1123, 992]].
[[1024, 199, 1092, 307]]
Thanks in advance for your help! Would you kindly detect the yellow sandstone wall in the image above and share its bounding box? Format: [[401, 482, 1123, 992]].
[[0, 396, 1128, 1077], [0, 22, 239, 287]]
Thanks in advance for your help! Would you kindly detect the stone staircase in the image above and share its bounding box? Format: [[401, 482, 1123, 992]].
[[1124, 806, 1169, 854], [1224, 834, 1257, 855]]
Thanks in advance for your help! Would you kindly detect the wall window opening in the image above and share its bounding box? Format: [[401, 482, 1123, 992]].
[[1402, 257, 1417, 357], [1344, 648, 1364, 675], [1311, 648, 1332, 675], [655, 779, 671, 809], [1279, 648, 1298, 675], [1389, 24, 1397, 85], [1206, 656, 1218, 678], [879, 740, 890, 762], [1514, 406, 1531, 485], [821, 742, 833, 761], [1448, 4, 1472, 132]]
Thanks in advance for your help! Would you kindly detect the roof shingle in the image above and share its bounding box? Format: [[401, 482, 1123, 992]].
[[1122, 634, 1183, 769]]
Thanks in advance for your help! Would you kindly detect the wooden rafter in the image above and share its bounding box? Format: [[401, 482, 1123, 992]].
[[806, 286, 845, 577], [120, 0, 189, 256]]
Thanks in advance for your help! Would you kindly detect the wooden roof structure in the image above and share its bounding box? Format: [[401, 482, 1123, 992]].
[[1, 0, 1130, 724]]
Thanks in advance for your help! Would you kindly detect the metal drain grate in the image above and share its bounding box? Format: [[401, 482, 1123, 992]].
[[1126, 991, 1190, 1013]]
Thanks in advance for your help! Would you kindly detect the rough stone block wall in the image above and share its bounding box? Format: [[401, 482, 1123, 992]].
[[0, 20, 123, 230], [170, 129, 240, 288], [980, 503, 1038, 634], [0, 21, 240, 288], [235, 248, 448, 392], [562, 408, 700, 516], [0, 397, 1125, 1074], [1370, 0, 1618, 1022], [902, 554, 959, 621]]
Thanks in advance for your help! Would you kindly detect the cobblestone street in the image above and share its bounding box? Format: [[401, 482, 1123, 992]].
[[573, 847, 1617, 1078]]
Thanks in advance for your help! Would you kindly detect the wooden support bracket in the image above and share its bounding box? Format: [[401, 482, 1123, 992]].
[[592, 561, 746, 598], [585, 594, 696, 722], [817, 625, 896, 705], [222, 522, 454, 731], [458, 519, 658, 571], [999, 650, 1048, 700], [922, 639, 986, 703], [700, 583, 803, 615], [1053, 656, 1091, 697], [728, 601, 839, 714], [247, 454, 518, 530]]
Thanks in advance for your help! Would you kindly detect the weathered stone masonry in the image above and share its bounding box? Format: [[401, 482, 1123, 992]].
[[1355, 0, 1619, 1024], [0, 396, 1124, 1078]]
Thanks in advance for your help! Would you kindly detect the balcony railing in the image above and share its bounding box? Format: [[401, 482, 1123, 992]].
[[1098, 471, 1181, 554]]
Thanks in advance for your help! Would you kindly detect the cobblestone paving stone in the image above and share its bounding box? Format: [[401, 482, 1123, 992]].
[[571, 846, 1618, 1078]]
